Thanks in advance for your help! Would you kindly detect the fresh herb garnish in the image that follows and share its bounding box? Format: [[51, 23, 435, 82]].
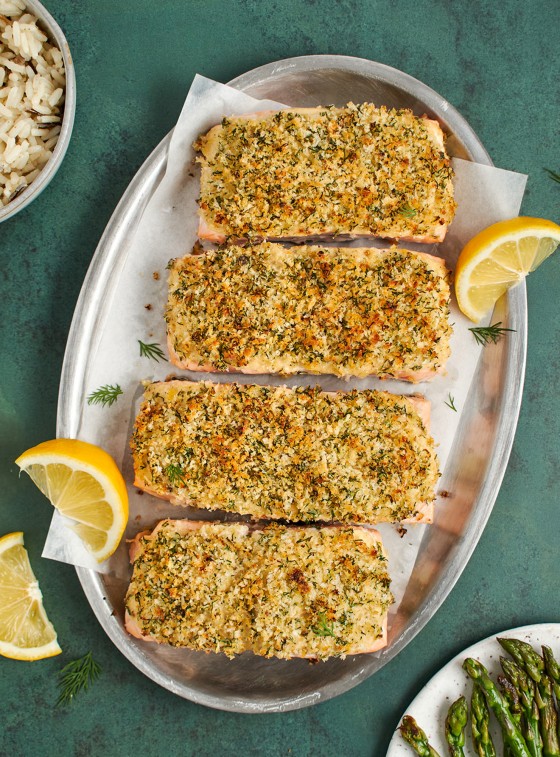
[[165, 463, 186, 487], [400, 203, 417, 218], [56, 652, 101, 707], [87, 384, 123, 407], [444, 394, 457, 412], [545, 168, 560, 184], [138, 340, 166, 362], [469, 322, 516, 346], [311, 612, 336, 638]]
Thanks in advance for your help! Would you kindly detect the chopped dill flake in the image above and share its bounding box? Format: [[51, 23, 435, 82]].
[[87, 384, 123, 407], [399, 203, 417, 218], [444, 394, 457, 412], [165, 463, 186, 487], [56, 652, 101, 707], [545, 168, 560, 184], [469, 322, 515, 346], [138, 340, 166, 362], [311, 612, 336, 638]]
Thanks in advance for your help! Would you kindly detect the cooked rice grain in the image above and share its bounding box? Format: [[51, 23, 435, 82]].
[[0, 1, 65, 207]]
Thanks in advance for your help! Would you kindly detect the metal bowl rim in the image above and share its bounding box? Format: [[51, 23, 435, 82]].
[[0, 0, 76, 223]]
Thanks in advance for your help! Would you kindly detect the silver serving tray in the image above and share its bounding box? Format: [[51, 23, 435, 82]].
[[57, 56, 527, 713]]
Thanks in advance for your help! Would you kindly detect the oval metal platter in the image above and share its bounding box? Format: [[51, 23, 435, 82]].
[[57, 55, 527, 713]]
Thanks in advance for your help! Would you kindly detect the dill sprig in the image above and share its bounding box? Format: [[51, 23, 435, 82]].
[[444, 394, 457, 412], [165, 463, 186, 487], [138, 340, 166, 362], [87, 384, 123, 407], [56, 652, 101, 707], [311, 612, 336, 638], [469, 322, 516, 346], [400, 203, 417, 218], [545, 168, 560, 184]]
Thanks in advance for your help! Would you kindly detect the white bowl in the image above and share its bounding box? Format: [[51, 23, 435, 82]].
[[0, 0, 76, 222]]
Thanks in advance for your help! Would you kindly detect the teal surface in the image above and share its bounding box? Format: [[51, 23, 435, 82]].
[[1, 1, 559, 755]]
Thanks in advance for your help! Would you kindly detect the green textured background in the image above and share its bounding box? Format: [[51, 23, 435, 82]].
[[1, 1, 559, 755]]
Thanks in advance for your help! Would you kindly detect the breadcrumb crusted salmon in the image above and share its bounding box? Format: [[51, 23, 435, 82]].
[[195, 103, 456, 244], [124, 519, 393, 659], [130, 380, 439, 524], [166, 243, 452, 381]]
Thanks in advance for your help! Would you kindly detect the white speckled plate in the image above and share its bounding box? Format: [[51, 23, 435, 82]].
[[387, 623, 560, 756]]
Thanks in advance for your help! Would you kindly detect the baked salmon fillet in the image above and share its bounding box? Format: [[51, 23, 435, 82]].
[[166, 243, 452, 382], [130, 380, 439, 524], [195, 103, 456, 244], [124, 519, 393, 659]]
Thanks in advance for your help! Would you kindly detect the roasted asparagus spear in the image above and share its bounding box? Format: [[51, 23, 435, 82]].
[[543, 646, 560, 747], [463, 657, 532, 757], [399, 714, 441, 757], [501, 657, 543, 757], [542, 647, 560, 702], [500, 639, 560, 757], [471, 684, 497, 757], [445, 696, 468, 756]]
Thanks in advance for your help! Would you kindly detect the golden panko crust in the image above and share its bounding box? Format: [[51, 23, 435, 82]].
[[196, 103, 456, 243], [131, 381, 439, 524], [166, 243, 452, 381], [125, 520, 393, 659]]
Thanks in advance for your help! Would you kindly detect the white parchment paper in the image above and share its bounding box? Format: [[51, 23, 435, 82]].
[[44, 75, 527, 627]]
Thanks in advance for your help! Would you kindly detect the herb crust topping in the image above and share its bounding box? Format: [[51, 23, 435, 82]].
[[166, 243, 452, 380], [131, 381, 439, 523], [125, 520, 393, 659], [196, 103, 456, 242]]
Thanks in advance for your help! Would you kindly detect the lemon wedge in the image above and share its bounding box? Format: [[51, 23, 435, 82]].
[[15, 439, 128, 563], [0, 531, 61, 660], [455, 216, 560, 322]]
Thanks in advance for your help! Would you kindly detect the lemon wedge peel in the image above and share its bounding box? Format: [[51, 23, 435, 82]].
[[0, 531, 61, 661], [455, 217, 560, 323], [15, 439, 128, 563]]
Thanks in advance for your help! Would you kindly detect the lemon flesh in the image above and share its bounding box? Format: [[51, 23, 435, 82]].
[[0, 532, 61, 660], [16, 439, 128, 563], [455, 217, 560, 322]]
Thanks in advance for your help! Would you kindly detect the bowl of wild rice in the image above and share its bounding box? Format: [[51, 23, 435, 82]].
[[0, 0, 75, 222]]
